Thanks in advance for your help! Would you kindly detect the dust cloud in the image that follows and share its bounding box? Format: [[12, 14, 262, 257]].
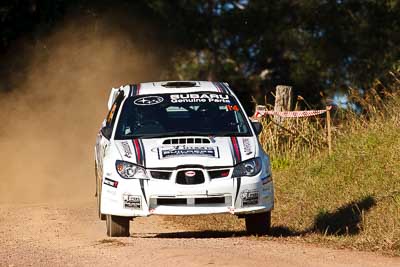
[[0, 14, 166, 203]]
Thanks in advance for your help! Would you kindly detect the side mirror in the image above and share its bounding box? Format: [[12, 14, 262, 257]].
[[251, 121, 263, 135], [101, 126, 112, 139]]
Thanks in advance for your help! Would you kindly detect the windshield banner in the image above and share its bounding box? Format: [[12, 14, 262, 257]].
[[170, 93, 230, 104]]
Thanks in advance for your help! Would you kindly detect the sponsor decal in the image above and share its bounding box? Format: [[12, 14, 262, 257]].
[[240, 189, 259, 206], [121, 141, 132, 158], [104, 178, 118, 188], [226, 104, 239, 111], [123, 194, 141, 209], [185, 170, 196, 177], [134, 96, 164, 105], [158, 145, 219, 159], [170, 93, 230, 104], [242, 138, 252, 155]]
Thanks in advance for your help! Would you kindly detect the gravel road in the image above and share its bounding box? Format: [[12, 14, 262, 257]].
[[1, 201, 399, 267]]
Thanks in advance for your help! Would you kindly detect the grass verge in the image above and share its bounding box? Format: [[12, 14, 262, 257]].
[[165, 77, 400, 256], [272, 110, 400, 255]]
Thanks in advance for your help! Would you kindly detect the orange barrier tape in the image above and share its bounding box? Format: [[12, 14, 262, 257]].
[[253, 105, 332, 118]]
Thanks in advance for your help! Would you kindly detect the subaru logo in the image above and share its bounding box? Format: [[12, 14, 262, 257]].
[[133, 96, 164, 106], [184, 171, 196, 177]]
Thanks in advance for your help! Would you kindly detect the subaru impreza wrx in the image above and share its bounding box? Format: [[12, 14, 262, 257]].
[[94, 81, 274, 237]]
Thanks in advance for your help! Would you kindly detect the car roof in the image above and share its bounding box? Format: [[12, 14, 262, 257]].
[[131, 81, 232, 96], [107, 81, 234, 109]]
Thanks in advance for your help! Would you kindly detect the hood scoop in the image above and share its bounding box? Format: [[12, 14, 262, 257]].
[[162, 137, 211, 145], [161, 81, 198, 88]]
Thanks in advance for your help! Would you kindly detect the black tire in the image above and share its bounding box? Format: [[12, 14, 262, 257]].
[[245, 211, 271, 236], [106, 215, 130, 237]]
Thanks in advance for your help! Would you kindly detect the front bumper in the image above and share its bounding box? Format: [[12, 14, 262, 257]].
[[100, 173, 274, 217]]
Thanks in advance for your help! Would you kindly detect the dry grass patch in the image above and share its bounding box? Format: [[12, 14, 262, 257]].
[[166, 72, 400, 255]]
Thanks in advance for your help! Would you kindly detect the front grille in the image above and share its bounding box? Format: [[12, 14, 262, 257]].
[[154, 196, 228, 206], [195, 197, 225, 204], [208, 169, 230, 179], [157, 198, 187, 205], [150, 171, 172, 180], [162, 138, 210, 145], [176, 170, 205, 185]]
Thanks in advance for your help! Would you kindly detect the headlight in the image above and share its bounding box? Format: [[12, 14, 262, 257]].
[[115, 160, 148, 179], [232, 158, 262, 177]]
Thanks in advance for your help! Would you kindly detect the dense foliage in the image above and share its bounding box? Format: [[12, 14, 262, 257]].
[[1, 0, 399, 107]]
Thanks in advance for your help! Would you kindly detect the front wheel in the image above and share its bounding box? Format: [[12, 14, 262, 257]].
[[106, 215, 130, 237], [245, 211, 271, 235]]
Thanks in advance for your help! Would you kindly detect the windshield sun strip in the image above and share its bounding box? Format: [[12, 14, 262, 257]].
[[114, 93, 252, 140]]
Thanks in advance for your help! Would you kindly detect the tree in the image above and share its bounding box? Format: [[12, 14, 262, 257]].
[[1, 0, 399, 110], [147, 0, 400, 110]]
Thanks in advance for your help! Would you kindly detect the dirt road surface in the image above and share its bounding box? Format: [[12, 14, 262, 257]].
[[0, 201, 398, 267], [0, 15, 399, 267]]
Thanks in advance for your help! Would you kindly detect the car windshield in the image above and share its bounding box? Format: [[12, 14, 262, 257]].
[[114, 93, 252, 139]]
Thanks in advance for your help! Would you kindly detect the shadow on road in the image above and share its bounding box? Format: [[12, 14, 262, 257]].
[[137, 195, 376, 239], [150, 230, 248, 239], [143, 226, 305, 239], [312, 195, 376, 235], [269, 195, 377, 237]]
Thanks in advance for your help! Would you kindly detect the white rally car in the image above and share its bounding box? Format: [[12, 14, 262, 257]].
[[95, 81, 274, 237]]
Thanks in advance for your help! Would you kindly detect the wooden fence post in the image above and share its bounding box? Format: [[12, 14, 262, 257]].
[[274, 85, 292, 124], [326, 106, 332, 155]]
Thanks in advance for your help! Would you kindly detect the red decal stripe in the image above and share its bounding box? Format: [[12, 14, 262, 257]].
[[213, 82, 222, 93], [231, 136, 241, 163], [136, 83, 141, 95], [133, 139, 141, 163]]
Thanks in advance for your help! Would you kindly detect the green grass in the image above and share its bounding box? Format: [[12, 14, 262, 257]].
[[272, 111, 400, 254], [164, 76, 400, 255], [269, 76, 400, 254]]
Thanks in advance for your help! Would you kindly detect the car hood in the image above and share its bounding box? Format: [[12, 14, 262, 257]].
[[113, 136, 257, 168]]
